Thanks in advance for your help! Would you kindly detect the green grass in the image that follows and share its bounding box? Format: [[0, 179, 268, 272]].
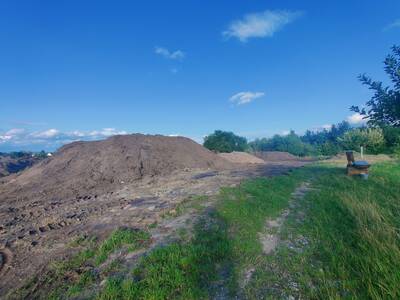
[[217, 174, 307, 271], [245, 162, 400, 299], [98, 213, 231, 299], [97, 170, 308, 299], [12, 228, 150, 300], [298, 162, 400, 299], [95, 228, 150, 265]]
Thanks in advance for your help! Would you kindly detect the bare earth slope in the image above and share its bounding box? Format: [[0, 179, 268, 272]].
[[2, 134, 233, 199], [218, 151, 265, 164], [254, 151, 308, 161], [0, 135, 312, 297]]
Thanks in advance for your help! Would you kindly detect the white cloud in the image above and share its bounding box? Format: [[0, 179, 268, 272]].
[[88, 128, 128, 137], [384, 19, 400, 31], [0, 127, 129, 150], [281, 130, 290, 136], [230, 91, 265, 105], [155, 47, 185, 60], [31, 128, 60, 138], [0, 128, 26, 142], [223, 10, 303, 42], [69, 130, 86, 137], [347, 113, 368, 125], [321, 124, 333, 130]]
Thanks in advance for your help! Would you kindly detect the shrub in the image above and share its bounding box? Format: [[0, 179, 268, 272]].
[[382, 126, 400, 151], [338, 128, 385, 154], [249, 131, 315, 157], [203, 130, 247, 153]]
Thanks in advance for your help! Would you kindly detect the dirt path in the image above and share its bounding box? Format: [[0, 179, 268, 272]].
[[232, 181, 315, 299], [259, 182, 312, 255]]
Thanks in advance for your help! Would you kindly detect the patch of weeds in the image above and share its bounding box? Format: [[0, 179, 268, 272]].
[[97, 213, 233, 299], [14, 228, 150, 300], [67, 269, 97, 296], [147, 221, 158, 229], [101, 258, 123, 276], [177, 227, 188, 239], [69, 234, 97, 248], [163, 195, 210, 219], [95, 228, 150, 265]]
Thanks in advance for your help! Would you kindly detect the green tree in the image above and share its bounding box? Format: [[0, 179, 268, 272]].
[[351, 45, 400, 127], [382, 126, 400, 150], [249, 131, 315, 156], [338, 128, 385, 154], [203, 130, 248, 153]]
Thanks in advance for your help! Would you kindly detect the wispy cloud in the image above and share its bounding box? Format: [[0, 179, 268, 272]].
[[223, 10, 303, 42], [230, 91, 265, 105], [0, 128, 26, 142], [31, 128, 60, 138], [155, 46, 185, 60], [0, 128, 128, 150], [347, 113, 368, 125], [384, 19, 400, 31]]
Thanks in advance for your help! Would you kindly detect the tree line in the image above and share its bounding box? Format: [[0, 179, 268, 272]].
[[204, 45, 400, 157]]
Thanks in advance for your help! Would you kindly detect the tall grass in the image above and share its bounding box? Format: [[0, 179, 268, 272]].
[[300, 162, 400, 299], [97, 172, 307, 299]]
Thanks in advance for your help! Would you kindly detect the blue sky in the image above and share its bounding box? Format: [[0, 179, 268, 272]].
[[0, 0, 399, 151]]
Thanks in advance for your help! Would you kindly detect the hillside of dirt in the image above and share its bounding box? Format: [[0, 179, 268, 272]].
[[254, 151, 302, 161], [0, 135, 316, 296], [218, 151, 265, 164], [1, 134, 234, 200]]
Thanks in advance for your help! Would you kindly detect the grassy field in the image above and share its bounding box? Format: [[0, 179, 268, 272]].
[[16, 159, 400, 299]]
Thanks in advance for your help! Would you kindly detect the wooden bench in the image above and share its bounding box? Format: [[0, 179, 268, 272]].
[[346, 151, 370, 176]]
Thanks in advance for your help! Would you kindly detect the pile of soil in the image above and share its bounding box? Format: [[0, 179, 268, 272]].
[[1, 134, 234, 199], [218, 152, 265, 164], [253, 151, 299, 161]]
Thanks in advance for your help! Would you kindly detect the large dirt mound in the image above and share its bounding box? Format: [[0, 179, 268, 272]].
[[1, 134, 233, 198], [218, 152, 265, 164], [253, 151, 299, 161]]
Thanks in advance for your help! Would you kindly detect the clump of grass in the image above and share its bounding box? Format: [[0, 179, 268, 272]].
[[14, 228, 150, 300], [162, 195, 210, 219], [95, 228, 150, 265], [67, 270, 97, 296], [98, 214, 232, 300]]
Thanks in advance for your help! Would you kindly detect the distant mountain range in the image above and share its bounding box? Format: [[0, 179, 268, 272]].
[[0, 151, 48, 177]]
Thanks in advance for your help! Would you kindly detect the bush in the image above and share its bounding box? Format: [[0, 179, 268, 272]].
[[338, 128, 385, 154], [249, 131, 315, 157], [382, 126, 400, 151], [316, 141, 342, 156], [203, 130, 247, 153]]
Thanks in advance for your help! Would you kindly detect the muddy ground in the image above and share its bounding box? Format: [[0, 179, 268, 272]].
[[0, 159, 311, 297]]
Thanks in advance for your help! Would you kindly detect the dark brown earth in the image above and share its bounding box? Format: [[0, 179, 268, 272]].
[[0, 135, 313, 297], [253, 151, 310, 161], [218, 151, 265, 164]]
